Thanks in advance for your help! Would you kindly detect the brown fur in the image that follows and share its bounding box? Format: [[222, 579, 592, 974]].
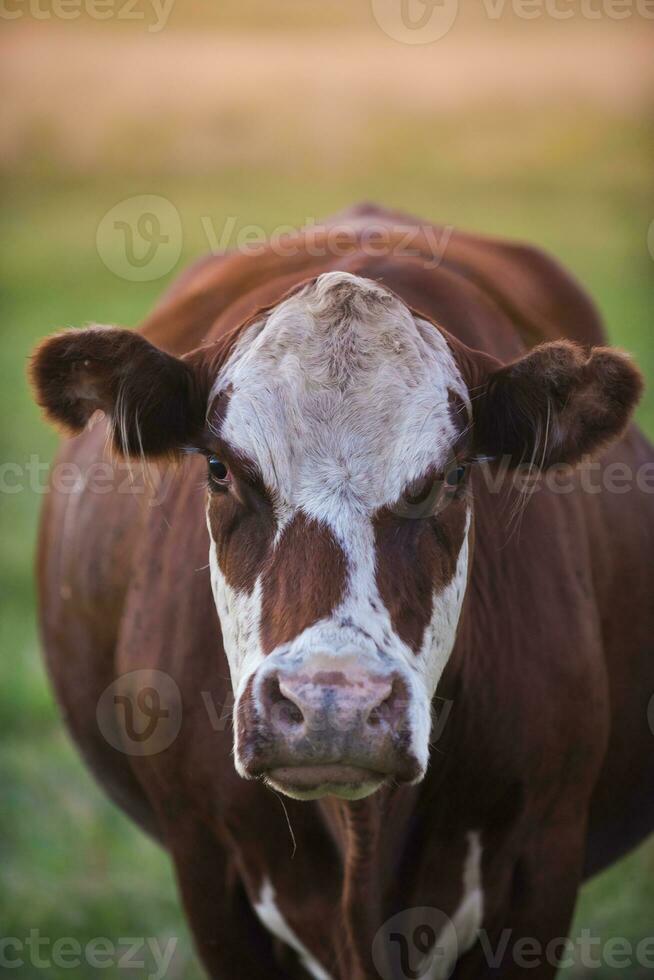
[[30, 204, 654, 980], [472, 340, 643, 467], [260, 513, 348, 654], [30, 326, 209, 457], [373, 497, 469, 652]]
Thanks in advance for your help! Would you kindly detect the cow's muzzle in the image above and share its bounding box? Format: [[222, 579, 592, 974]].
[[235, 655, 423, 800]]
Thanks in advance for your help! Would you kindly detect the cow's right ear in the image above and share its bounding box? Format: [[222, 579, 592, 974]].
[[29, 326, 209, 458], [470, 340, 642, 469]]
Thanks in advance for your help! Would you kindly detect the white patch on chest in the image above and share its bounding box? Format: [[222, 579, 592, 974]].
[[430, 830, 484, 979], [253, 878, 334, 980]]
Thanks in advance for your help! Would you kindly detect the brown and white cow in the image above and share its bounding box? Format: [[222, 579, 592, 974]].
[[30, 204, 654, 979]]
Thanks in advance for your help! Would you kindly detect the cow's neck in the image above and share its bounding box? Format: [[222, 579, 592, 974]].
[[315, 788, 419, 976]]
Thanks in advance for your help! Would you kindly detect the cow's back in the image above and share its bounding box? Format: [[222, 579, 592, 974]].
[[139, 203, 607, 360]]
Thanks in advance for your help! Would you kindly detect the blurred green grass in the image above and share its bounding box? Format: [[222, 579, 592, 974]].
[[1, 24, 653, 980]]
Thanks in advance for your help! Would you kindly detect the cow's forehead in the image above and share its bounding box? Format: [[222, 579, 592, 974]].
[[212, 272, 469, 517]]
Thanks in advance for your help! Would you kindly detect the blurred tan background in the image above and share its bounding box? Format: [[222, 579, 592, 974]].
[[1, 3, 653, 977]]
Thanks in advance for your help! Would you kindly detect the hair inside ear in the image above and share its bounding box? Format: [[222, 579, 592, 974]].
[[473, 341, 643, 470], [29, 326, 209, 458]]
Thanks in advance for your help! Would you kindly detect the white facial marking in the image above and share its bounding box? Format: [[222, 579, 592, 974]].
[[214, 272, 468, 518], [417, 508, 471, 696], [207, 273, 471, 775], [253, 878, 333, 980], [430, 831, 484, 979], [208, 536, 263, 691], [208, 536, 266, 777]]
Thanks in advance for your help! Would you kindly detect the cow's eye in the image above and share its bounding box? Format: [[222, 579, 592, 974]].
[[393, 463, 468, 519], [207, 455, 230, 488], [446, 464, 467, 488], [403, 474, 436, 507]]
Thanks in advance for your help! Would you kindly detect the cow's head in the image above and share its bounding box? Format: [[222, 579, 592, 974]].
[[31, 272, 642, 799]]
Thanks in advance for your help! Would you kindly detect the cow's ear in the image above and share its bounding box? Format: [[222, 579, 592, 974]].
[[472, 340, 643, 469], [29, 326, 208, 458]]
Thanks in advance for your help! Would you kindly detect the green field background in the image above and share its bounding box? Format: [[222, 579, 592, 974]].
[[1, 6, 653, 978]]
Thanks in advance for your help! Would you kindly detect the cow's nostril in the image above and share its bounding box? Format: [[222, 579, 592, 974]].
[[266, 677, 304, 728], [368, 698, 391, 727], [367, 680, 403, 728], [280, 700, 304, 725]]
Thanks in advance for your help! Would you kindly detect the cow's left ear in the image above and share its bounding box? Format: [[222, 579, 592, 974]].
[[472, 340, 643, 469], [29, 326, 209, 458]]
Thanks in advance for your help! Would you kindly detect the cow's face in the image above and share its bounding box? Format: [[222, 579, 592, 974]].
[[205, 274, 472, 798], [31, 269, 642, 800]]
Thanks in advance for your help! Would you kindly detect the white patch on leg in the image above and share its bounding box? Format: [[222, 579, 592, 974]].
[[253, 878, 333, 980]]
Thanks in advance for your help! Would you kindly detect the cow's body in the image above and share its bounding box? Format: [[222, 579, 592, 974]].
[[35, 205, 654, 979]]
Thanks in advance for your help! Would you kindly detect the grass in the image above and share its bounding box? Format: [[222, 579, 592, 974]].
[[1, 16, 653, 979]]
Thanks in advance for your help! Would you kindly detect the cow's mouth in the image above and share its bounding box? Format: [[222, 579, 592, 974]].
[[264, 764, 387, 800]]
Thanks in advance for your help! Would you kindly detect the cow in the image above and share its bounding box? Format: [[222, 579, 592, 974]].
[[30, 204, 654, 979]]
